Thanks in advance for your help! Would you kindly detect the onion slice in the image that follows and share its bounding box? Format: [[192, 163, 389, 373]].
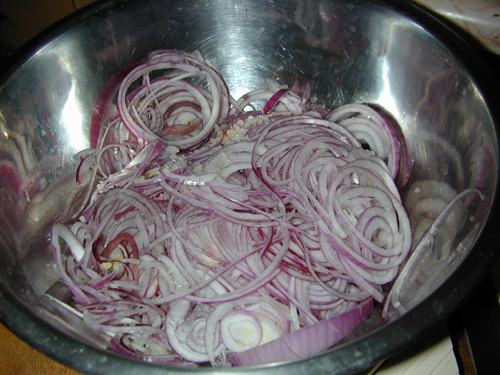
[[262, 89, 289, 114], [229, 298, 373, 366]]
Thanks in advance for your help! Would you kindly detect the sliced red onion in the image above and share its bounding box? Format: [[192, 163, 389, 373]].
[[326, 103, 408, 186], [0, 161, 22, 193], [115, 50, 231, 150], [229, 298, 373, 366], [49, 50, 414, 367], [262, 89, 289, 114], [90, 58, 148, 148], [221, 310, 263, 352]]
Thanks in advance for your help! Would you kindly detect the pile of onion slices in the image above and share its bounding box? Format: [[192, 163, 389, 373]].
[[51, 50, 412, 367]]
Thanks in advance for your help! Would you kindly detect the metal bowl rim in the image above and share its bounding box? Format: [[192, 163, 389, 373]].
[[1, 0, 500, 373]]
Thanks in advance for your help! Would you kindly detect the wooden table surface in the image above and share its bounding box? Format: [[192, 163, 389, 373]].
[[0, 0, 95, 52], [0, 322, 81, 375]]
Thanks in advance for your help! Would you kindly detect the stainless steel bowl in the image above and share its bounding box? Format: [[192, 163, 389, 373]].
[[1, 0, 499, 374]]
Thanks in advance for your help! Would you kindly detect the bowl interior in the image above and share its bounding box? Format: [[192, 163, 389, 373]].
[[0, 0, 498, 374]]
